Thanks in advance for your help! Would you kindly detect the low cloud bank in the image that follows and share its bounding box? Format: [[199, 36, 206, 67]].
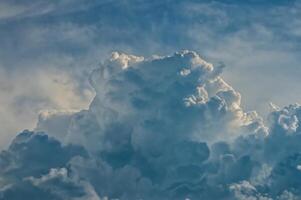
[[1, 51, 301, 200]]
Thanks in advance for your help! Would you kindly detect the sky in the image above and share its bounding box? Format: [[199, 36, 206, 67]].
[[1, 0, 301, 147], [1, 0, 301, 199]]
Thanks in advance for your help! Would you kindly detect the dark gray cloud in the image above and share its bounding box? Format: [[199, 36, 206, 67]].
[[0, 130, 89, 200]]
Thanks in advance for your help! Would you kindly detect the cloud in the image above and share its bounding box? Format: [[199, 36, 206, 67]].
[[25, 168, 100, 200], [0, 130, 89, 200], [41, 51, 263, 151], [5, 51, 301, 199], [0, 66, 93, 148], [2, 0, 301, 151], [1, 0, 301, 198]]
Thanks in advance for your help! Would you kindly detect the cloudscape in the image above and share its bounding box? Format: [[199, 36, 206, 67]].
[[1, 0, 301, 200]]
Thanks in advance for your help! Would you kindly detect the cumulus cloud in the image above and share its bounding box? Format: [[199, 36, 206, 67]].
[[2, 0, 301, 153], [1, 51, 301, 199]]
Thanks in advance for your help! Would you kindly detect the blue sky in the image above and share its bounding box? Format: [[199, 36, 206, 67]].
[[1, 1, 301, 199]]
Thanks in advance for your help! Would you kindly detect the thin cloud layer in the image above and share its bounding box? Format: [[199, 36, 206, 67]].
[[1, 51, 301, 199]]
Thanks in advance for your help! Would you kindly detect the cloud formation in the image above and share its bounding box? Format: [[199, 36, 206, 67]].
[[2, 0, 301, 149], [1, 51, 301, 199]]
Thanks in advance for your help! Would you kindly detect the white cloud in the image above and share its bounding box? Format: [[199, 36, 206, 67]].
[[2, 51, 301, 199]]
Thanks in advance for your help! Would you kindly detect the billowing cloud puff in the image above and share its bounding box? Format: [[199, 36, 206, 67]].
[[1, 51, 301, 199], [0, 130, 88, 200]]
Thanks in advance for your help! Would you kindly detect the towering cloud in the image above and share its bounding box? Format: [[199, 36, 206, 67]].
[[1, 51, 301, 199]]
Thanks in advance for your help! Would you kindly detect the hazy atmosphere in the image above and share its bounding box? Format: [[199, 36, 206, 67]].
[[1, 0, 301, 199]]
